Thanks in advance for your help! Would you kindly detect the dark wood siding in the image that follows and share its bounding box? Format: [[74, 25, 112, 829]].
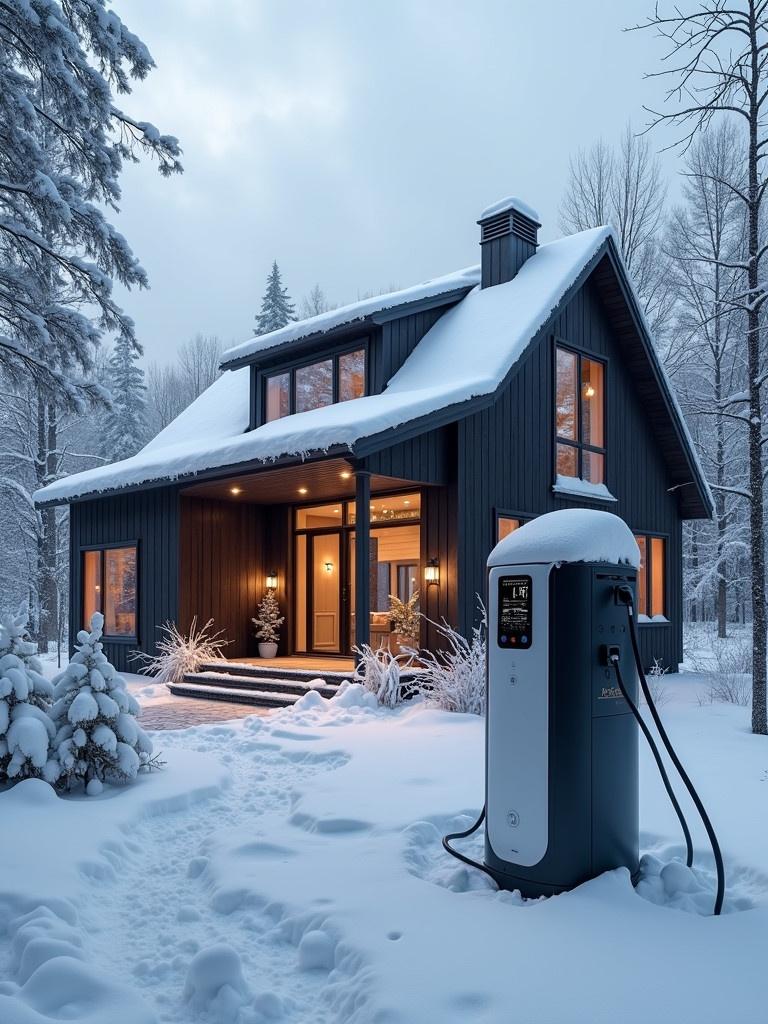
[[179, 497, 289, 659], [370, 308, 446, 394], [364, 426, 451, 486], [456, 278, 683, 669], [69, 487, 180, 671]]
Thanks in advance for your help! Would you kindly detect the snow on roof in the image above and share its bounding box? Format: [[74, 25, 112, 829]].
[[35, 226, 614, 505], [478, 195, 540, 224], [220, 264, 481, 368], [488, 509, 641, 568]]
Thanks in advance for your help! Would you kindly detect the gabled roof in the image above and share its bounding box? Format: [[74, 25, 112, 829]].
[[220, 265, 481, 369], [34, 226, 712, 518]]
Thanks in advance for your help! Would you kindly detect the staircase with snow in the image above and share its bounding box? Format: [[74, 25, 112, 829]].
[[170, 661, 356, 708]]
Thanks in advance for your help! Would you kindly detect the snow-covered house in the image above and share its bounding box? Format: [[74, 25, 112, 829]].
[[35, 198, 711, 701]]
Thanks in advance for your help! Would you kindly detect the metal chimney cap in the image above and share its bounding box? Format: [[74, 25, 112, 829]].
[[478, 195, 541, 225]]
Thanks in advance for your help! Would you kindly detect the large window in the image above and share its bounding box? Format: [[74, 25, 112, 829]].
[[634, 534, 666, 620], [82, 545, 137, 637], [265, 345, 366, 423], [555, 344, 606, 484]]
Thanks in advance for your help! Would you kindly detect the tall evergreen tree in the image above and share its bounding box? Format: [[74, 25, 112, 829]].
[[0, 0, 182, 405], [255, 261, 295, 334], [103, 335, 147, 461]]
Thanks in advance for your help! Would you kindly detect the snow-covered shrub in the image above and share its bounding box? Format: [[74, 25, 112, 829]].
[[353, 645, 417, 708], [252, 591, 285, 645], [416, 603, 487, 715], [51, 613, 153, 791], [132, 617, 229, 683], [642, 658, 670, 709], [0, 606, 58, 784]]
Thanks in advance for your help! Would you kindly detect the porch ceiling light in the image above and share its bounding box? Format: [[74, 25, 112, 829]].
[[425, 558, 440, 585], [340, 470, 352, 479], [266, 571, 278, 590], [298, 487, 308, 495], [230, 486, 242, 495]]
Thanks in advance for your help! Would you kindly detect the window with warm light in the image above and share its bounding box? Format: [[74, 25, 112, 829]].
[[82, 545, 137, 637], [634, 534, 666, 619], [264, 345, 367, 423], [496, 514, 530, 542], [555, 344, 606, 484]]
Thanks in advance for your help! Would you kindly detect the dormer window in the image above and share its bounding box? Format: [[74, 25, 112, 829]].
[[555, 343, 606, 484], [264, 345, 366, 423]]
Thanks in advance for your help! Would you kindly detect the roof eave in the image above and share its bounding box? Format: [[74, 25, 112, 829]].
[[219, 286, 475, 372]]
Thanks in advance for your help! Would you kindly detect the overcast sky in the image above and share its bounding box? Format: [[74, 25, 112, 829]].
[[113, 0, 681, 365]]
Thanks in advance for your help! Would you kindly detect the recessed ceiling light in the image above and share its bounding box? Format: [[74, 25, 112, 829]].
[[230, 486, 242, 495], [333, 508, 340, 513], [404, 499, 411, 505], [298, 487, 308, 495]]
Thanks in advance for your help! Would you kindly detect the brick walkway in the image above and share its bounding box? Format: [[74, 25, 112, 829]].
[[135, 691, 270, 731]]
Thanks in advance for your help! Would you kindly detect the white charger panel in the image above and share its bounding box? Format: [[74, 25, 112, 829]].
[[486, 562, 552, 868]]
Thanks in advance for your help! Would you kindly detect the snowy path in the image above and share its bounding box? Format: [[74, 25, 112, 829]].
[[80, 720, 344, 1023]]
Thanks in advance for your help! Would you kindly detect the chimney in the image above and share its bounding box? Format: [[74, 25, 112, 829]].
[[478, 196, 540, 288]]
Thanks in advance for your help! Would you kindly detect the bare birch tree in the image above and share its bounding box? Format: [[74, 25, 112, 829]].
[[560, 123, 673, 337], [634, 0, 768, 734], [666, 123, 747, 638]]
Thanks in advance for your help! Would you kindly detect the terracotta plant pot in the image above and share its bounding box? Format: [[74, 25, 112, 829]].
[[258, 642, 278, 659], [391, 633, 418, 655]]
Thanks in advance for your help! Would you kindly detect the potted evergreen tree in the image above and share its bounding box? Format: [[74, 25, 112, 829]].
[[252, 590, 285, 659]]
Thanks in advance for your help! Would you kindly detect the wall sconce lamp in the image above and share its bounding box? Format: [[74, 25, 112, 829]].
[[266, 571, 278, 590], [324, 561, 334, 574], [425, 558, 440, 585]]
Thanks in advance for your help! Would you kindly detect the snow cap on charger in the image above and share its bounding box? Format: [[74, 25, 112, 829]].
[[488, 509, 640, 568]]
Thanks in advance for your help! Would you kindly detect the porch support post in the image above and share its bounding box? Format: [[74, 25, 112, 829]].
[[354, 469, 371, 656]]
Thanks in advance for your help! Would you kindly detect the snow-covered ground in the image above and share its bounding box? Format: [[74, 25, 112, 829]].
[[1, 660, 767, 1023]]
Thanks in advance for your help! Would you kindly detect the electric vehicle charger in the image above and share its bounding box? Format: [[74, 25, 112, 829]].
[[443, 509, 726, 916]]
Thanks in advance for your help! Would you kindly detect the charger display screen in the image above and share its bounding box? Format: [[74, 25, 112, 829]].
[[498, 575, 532, 649]]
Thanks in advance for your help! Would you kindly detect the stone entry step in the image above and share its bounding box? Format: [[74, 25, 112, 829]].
[[173, 669, 343, 708], [195, 660, 357, 685], [168, 680, 301, 708]]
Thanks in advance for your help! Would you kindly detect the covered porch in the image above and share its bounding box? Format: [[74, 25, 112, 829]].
[[177, 455, 455, 663]]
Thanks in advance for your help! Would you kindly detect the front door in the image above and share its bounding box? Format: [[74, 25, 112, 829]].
[[295, 528, 344, 654], [308, 531, 342, 653]]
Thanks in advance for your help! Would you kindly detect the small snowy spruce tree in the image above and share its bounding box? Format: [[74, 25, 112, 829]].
[[0, 605, 58, 783], [51, 612, 152, 794], [103, 334, 147, 460], [252, 591, 285, 645], [255, 262, 296, 334]]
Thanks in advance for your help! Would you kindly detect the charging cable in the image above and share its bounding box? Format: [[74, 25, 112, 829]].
[[442, 806, 499, 888], [612, 584, 725, 916]]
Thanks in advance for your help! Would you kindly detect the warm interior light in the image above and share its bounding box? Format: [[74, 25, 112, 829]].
[[425, 558, 440, 585], [340, 470, 352, 479], [298, 487, 308, 495], [584, 382, 595, 399], [230, 486, 242, 495], [324, 561, 334, 574], [266, 571, 278, 590], [404, 499, 411, 505]]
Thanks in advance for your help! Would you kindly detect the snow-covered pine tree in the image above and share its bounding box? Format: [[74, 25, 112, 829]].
[[103, 334, 147, 461], [51, 612, 152, 794], [252, 591, 285, 645], [255, 262, 296, 334], [0, 0, 182, 405], [0, 605, 59, 783]]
